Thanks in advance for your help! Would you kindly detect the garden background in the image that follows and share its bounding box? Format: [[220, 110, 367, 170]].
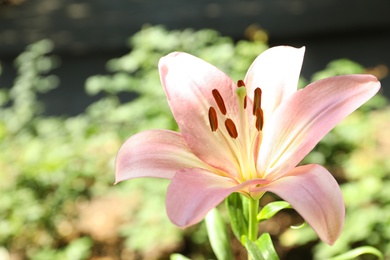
[[1, 0, 390, 259]]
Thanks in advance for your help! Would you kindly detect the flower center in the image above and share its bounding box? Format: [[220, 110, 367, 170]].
[[207, 80, 264, 181]]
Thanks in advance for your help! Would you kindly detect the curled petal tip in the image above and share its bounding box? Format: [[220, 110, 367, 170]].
[[261, 165, 345, 245]]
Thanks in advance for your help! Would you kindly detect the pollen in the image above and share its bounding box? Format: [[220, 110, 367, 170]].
[[225, 118, 238, 139], [255, 108, 264, 131], [253, 87, 262, 115], [237, 80, 245, 87], [212, 89, 227, 115], [208, 107, 218, 131]]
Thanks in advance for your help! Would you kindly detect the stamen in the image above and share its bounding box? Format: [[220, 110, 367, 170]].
[[225, 118, 238, 139], [252, 88, 262, 115], [212, 89, 227, 115], [255, 108, 264, 131], [244, 95, 247, 109], [237, 80, 245, 87], [208, 107, 218, 131]]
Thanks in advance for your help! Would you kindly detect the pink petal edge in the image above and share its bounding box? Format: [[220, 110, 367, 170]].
[[244, 46, 305, 121], [115, 130, 210, 183], [257, 164, 345, 245], [259, 74, 380, 179], [166, 168, 268, 227]]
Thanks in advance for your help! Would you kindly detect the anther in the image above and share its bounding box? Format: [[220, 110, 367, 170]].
[[225, 118, 238, 139], [255, 108, 264, 131], [208, 107, 218, 132], [212, 89, 227, 115], [252, 87, 262, 115], [237, 80, 246, 87]]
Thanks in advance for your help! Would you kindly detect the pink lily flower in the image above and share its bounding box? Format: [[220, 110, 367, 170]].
[[115, 46, 380, 245]]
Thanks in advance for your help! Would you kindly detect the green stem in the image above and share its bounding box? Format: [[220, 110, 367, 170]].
[[247, 198, 260, 260], [248, 198, 259, 241]]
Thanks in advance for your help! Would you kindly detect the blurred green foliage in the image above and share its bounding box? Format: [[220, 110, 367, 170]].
[[0, 39, 114, 259], [0, 26, 388, 259]]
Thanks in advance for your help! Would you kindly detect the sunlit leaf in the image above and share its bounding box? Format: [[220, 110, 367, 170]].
[[242, 233, 279, 260], [257, 201, 292, 222], [170, 253, 191, 260]]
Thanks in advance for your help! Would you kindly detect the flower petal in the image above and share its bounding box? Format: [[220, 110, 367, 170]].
[[259, 74, 380, 179], [166, 168, 266, 227], [115, 130, 210, 183], [244, 46, 305, 121], [260, 164, 345, 245], [159, 52, 244, 176]]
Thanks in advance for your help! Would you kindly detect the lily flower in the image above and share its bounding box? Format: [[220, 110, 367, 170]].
[[115, 46, 380, 245]]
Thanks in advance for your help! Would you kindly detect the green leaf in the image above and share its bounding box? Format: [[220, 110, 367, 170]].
[[205, 208, 234, 260], [226, 193, 248, 241], [329, 246, 384, 260], [256, 233, 279, 260], [242, 233, 279, 260], [242, 236, 265, 260], [257, 201, 292, 222], [170, 253, 191, 260]]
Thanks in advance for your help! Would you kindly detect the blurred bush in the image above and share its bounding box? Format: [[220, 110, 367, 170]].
[[0, 26, 388, 259]]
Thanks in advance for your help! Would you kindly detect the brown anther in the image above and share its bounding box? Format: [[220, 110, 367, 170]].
[[244, 95, 247, 109], [237, 80, 246, 87], [225, 118, 238, 139], [212, 89, 227, 115], [255, 108, 264, 131], [252, 87, 262, 115], [208, 107, 218, 132]]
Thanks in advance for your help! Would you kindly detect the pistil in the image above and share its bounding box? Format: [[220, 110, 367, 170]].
[[207, 83, 264, 182], [235, 82, 257, 180]]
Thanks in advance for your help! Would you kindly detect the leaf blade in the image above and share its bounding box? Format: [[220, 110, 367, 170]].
[[257, 201, 292, 222]]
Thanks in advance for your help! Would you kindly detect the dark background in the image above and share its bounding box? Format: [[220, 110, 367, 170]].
[[1, 0, 389, 115]]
